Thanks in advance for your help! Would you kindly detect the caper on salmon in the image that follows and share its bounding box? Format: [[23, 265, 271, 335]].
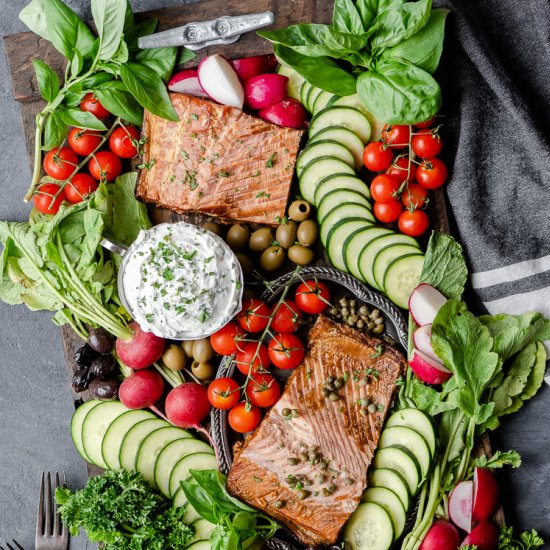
[[249, 227, 273, 252], [327, 295, 386, 335], [297, 219, 318, 247], [225, 224, 250, 251], [260, 245, 286, 271], [275, 220, 298, 249], [288, 199, 312, 221], [288, 244, 314, 266]]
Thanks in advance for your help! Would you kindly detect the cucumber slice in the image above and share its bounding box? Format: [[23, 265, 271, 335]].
[[169, 452, 219, 497], [187, 541, 210, 550], [81, 401, 129, 468], [319, 204, 375, 246], [102, 409, 155, 469], [276, 64, 304, 100], [327, 219, 372, 271], [313, 90, 338, 114], [309, 106, 371, 144], [314, 173, 371, 205], [190, 518, 216, 543], [368, 468, 411, 511], [383, 253, 425, 309], [373, 446, 421, 496], [300, 81, 312, 109], [332, 94, 384, 142], [374, 243, 423, 292], [309, 126, 365, 169], [386, 408, 437, 458], [299, 156, 356, 203], [307, 87, 324, 112], [71, 400, 101, 462], [343, 502, 394, 550], [379, 426, 432, 478], [119, 418, 168, 471], [296, 140, 356, 177], [344, 227, 393, 280], [363, 487, 407, 539], [318, 190, 372, 220], [155, 438, 214, 497]]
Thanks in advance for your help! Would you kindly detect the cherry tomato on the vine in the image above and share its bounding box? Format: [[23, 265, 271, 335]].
[[268, 333, 305, 370], [381, 125, 410, 148], [373, 200, 403, 223], [362, 142, 394, 171], [80, 93, 111, 119], [210, 322, 244, 355], [34, 183, 65, 215], [295, 280, 330, 314], [246, 373, 281, 408], [270, 300, 302, 333], [88, 151, 122, 182], [414, 117, 435, 129], [401, 183, 429, 210], [235, 342, 270, 375], [64, 173, 98, 203], [386, 156, 416, 184], [237, 298, 270, 333], [412, 129, 443, 158], [43, 147, 78, 180], [207, 377, 240, 410], [68, 128, 103, 157], [416, 157, 448, 190], [109, 125, 140, 159], [370, 174, 400, 203], [398, 209, 430, 236], [228, 402, 261, 433]]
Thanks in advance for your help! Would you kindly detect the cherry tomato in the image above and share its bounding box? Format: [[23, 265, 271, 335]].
[[402, 183, 429, 209], [80, 93, 111, 119], [414, 117, 435, 129], [386, 156, 416, 184], [64, 173, 98, 203], [295, 280, 331, 314], [237, 298, 270, 333], [210, 322, 244, 355], [88, 151, 122, 182], [373, 200, 403, 223], [43, 147, 78, 180], [67, 128, 103, 157], [416, 157, 448, 190], [412, 129, 443, 158], [109, 125, 140, 159], [268, 333, 305, 370], [34, 183, 65, 215], [398, 209, 430, 236], [370, 174, 400, 203], [207, 377, 240, 410], [362, 142, 394, 172], [271, 300, 302, 333], [235, 342, 270, 375], [246, 373, 281, 408], [228, 402, 261, 433], [381, 124, 410, 148]]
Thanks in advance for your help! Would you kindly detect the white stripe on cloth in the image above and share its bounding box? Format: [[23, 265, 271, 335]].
[[471, 253, 550, 289]]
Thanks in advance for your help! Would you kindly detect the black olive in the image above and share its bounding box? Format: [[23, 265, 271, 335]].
[[87, 328, 114, 353], [71, 367, 94, 393], [88, 378, 119, 400], [73, 344, 98, 368], [90, 355, 116, 378]]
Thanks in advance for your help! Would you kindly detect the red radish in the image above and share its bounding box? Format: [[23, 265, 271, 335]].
[[449, 480, 473, 532], [410, 349, 453, 385], [473, 468, 500, 522], [419, 520, 460, 550], [258, 98, 308, 128], [168, 68, 209, 97], [165, 382, 211, 428], [244, 74, 288, 110], [119, 370, 164, 409], [414, 324, 442, 364], [409, 283, 448, 326], [230, 55, 272, 82], [264, 54, 278, 72], [116, 322, 166, 370], [461, 520, 499, 550], [197, 54, 244, 108]]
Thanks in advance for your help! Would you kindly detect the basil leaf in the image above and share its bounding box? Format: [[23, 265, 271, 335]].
[[70, 49, 84, 79], [42, 111, 67, 151], [91, 0, 126, 61], [94, 80, 143, 126], [32, 60, 59, 102], [179, 480, 218, 524], [135, 46, 178, 83], [274, 45, 356, 96], [332, 0, 365, 34], [356, 0, 406, 30], [120, 62, 178, 121], [63, 92, 85, 108], [126, 18, 158, 51], [382, 8, 448, 74], [71, 72, 114, 93], [357, 58, 441, 123], [177, 47, 198, 65], [58, 108, 108, 131]]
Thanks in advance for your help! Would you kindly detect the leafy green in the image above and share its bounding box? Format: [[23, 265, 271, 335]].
[[135, 45, 178, 83], [498, 526, 545, 550], [471, 450, 522, 470], [177, 47, 198, 65], [58, 108, 107, 131], [43, 111, 68, 151], [94, 80, 144, 126], [332, 0, 365, 34], [32, 60, 60, 102], [91, 0, 126, 61]]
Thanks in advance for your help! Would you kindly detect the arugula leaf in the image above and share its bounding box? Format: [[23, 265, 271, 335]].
[[332, 0, 365, 34], [32, 60, 60, 102], [91, 0, 126, 61], [471, 450, 522, 470]]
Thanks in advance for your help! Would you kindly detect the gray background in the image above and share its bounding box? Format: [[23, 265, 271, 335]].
[[0, 0, 548, 548]]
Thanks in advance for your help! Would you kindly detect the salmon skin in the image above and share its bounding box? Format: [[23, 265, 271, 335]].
[[135, 93, 304, 226], [226, 315, 406, 546]]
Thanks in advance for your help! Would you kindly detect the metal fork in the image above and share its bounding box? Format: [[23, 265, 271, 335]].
[[0, 541, 25, 550], [35, 472, 69, 550]]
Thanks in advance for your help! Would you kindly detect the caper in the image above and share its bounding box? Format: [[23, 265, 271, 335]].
[[368, 403, 377, 413], [357, 319, 365, 329], [297, 489, 311, 500], [328, 392, 340, 402], [324, 382, 335, 392], [345, 477, 355, 486], [322, 387, 331, 397], [334, 378, 344, 389], [347, 318, 355, 327], [326, 483, 337, 494], [360, 408, 368, 416], [282, 408, 291, 416], [367, 321, 376, 331], [308, 451, 319, 462], [316, 474, 326, 484], [371, 309, 381, 319], [322, 488, 331, 497], [225, 224, 250, 251], [341, 307, 350, 317], [319, 461, 329, 471], [373, 324, 384, 334], [202, 221, 224, 237], [349, 299, 357, 308], [192, 338, 214, 363], [163, 344, 186, 371], [287, 457, 299, 465], [249, 227, 273, 252], [182, 340, 195, 358], [297, 219, 318, 247], [299, 452, 309, 462], [327, 375, 335, 383], [260, 245, 285, 271], [359, 305, 369, 315], [191, 361, 215, 381], [273, 500, 285, 509], [288, 199, 312, 221], [287, 244, 314, 266], [350, 315, 358, 323], [275, 220, 298, 249], [292, 409, 300, 417], [295, 474, 305, 481], [235, 252, 254, 278], [350, 307, 357, 316], [329, 307, 339, 316], [87, 328, 114, 353]]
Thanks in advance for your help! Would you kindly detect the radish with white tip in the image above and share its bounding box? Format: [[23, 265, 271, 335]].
[[409, 348, 453, 385], [449, 480, 473, 532], [409, 283, 448, 326], [413, 324, 441, 363], [198, 54, 244, 108], [168, 68, 209, 97]]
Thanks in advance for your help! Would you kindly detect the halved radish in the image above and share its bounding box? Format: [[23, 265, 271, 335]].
[[231, 55, 273, 82], [168, 68, 209, 97], [414, 324, 441, 363], [460, 520, 499, 550], [409, 283, 448, 326], [245, 74, 289, 110], [419, 520, 460, 550], [449, 480, 473, 532], [473, 468, 500, 523], [258, 98, 308, 128], [197, 54, 244, 108], [409, 349, 453, 385]]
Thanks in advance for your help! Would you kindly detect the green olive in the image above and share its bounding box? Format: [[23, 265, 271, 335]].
[[202, 221, 224, 237], [225, 224, 250, 251], [288, 244, 314, 266], [181, 340, 195, 358], [249, 227, 273, 252], [163, 344, 186, 371], [288, 199, 312, 222], [192, 338, 214, 363], [297, 219, 318, 247], [191, 361, 215, 381], [275, 220, 298, 249], [260, 245, 286, 271]]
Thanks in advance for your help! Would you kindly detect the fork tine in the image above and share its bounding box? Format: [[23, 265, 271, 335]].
[[36, 471, 45, 537], [53, 471, 61, 537], [12, 541, 24, 550], [45, 471, 53, 536], [6, 544, 15, 550]]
